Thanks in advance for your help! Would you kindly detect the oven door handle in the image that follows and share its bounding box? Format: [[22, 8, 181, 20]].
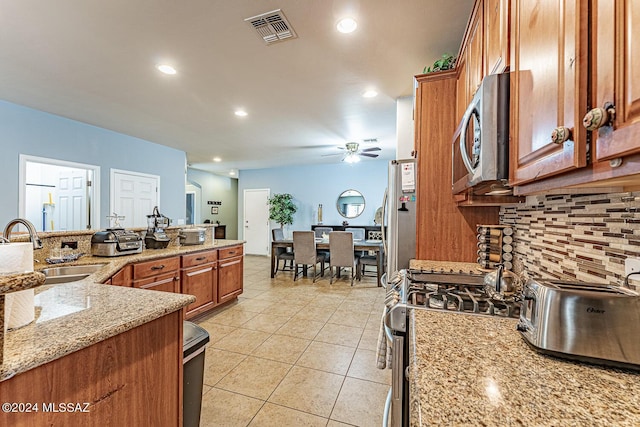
[[382, 387, 392, 427], [459, 100, 478, 174]]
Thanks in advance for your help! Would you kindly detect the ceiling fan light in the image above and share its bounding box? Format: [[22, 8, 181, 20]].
[[344, 153, 360, 163]]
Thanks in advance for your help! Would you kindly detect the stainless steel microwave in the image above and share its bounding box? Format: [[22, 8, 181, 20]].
[[452, 72, 510, 195]]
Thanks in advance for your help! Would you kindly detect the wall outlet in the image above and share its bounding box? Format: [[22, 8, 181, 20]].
[[624, 257, 640, 276]]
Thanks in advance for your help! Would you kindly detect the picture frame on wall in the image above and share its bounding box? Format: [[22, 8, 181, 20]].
[[211, 207, 218, 214]]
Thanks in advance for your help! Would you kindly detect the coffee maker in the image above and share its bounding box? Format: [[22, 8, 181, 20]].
[[145, 206, 171, 249]]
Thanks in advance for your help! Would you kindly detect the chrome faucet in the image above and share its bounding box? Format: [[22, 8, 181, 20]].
[[2, 218, 43, 249]]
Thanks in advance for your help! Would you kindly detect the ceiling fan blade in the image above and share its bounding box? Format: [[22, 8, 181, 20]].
[[360, 153, 379, 158], [361, 147, 381, 152], [321, 153, 344, 157]]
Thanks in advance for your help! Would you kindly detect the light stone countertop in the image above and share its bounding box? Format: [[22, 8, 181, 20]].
[[1, 239, 245, 382], [409, 259, 485, 274], [408, 309, 640, 426]]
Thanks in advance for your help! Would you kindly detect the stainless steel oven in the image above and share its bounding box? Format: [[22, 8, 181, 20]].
[[382, 268, 521, 426]]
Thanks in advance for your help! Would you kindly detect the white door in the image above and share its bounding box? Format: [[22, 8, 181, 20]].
[[56, 168, 87, 231], [243, 189, 270, 255], [111, 169, 159, 228]]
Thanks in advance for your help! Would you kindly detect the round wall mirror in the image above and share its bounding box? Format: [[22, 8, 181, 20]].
[[336, 189, 365, 218]]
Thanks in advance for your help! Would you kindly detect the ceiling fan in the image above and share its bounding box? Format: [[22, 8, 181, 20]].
[[323, 142, 381, 163]]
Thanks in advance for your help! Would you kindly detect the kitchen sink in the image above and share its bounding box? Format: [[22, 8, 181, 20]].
[[41, 264, 105, 284]]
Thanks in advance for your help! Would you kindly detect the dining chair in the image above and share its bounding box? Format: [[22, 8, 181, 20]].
[[314, 227, 333, 238], [272, 228, 294, 275], [293, 231, 326, 282], [345, 227, 367, 258], [328, 231, 360, 285]]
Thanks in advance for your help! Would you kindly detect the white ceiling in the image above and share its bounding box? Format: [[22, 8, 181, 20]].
[[0, 0, 473, 175]]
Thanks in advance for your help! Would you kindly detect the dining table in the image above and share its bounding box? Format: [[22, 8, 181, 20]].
[[270, 239, 385, 286]]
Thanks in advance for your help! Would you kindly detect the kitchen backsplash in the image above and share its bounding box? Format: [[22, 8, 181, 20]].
[[500, 191, 640, 289]]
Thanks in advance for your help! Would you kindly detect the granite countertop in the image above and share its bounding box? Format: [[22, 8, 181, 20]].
[[1, 239, 244, 382], [408, 309, 640, 426]]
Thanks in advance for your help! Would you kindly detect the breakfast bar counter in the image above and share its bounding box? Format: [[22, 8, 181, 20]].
[[409, 309, 640, 426]]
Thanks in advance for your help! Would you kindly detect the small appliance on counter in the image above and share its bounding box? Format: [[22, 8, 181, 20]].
[[91, 228, 143, 257], [178, 227, 206, 246], [518, 278, 640, 370], [145, 206, 171, 249]]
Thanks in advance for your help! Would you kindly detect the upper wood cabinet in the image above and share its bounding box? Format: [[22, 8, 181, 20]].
[[484, 0, 509, 75], [590, 0, 640, 162], [456, 1, 485, 124], [509, 0, 588, 186]]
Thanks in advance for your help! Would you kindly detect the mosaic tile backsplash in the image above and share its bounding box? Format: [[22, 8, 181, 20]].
[[500, 191, 640, 290]]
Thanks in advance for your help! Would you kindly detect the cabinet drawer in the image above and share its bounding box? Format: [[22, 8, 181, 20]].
[[182, 250, 217, 268], [133, 256, 180, 280], [218, 245, 243, 260], [133, 272, 180, 293]]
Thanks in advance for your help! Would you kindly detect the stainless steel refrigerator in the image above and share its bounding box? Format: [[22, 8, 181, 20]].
[[382, 159, 417, 284]]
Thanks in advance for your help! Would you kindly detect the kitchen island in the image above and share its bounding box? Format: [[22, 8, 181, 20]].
[[409, 309, 640, 426], [0, 238, 243, 426]]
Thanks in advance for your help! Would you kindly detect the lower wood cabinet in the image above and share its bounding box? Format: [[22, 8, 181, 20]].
[[132, 256, 181, 293], [181, 250, 218, 319], [218, 255, 243, 305], [106, 245, 244, 319]]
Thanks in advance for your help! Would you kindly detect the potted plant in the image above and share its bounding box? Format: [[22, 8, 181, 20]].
[[423, 54, 456, 73], [268, 193, 297, 228]]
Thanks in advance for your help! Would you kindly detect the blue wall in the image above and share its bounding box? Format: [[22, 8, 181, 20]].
[[0, 100, 186, 228], [238, 159, 389, 239]]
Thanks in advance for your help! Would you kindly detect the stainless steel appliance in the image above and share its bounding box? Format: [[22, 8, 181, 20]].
[[178, 227, 206, 245], [452, 72, 510, 195], [518, 278, 640, 370], [382, 159, 417, 282], [145, 206, 171, 249], [382, 268, 520, 427], [91, 228, 143, 257]]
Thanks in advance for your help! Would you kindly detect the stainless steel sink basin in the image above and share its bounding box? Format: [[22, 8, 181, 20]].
[[41, 264, 105, 284]]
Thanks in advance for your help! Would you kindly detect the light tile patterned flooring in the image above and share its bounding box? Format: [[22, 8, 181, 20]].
[[195, 255, 390, 427]]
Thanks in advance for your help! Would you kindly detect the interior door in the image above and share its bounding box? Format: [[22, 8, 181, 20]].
[[243, 189, 270, 256], [56, 168, 87, 231], [111, 170, 159, 228]]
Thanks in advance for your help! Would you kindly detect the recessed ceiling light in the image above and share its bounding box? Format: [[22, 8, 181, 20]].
[[337, 18, 357, 34], [229, 170, 237, 176], [234, 110, 248, 117], [156, 64, 177, 75], [363, 89, 378, 98], [213, 157, 222, 162]]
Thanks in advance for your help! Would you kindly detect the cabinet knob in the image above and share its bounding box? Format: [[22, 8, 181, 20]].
[[550, 126, 572, 144], [583, 105, 615, 131]]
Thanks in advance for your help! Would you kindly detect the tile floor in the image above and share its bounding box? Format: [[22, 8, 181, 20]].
[[194, 255, 390, 427]]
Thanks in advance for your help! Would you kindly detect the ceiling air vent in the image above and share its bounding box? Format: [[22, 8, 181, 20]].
[[245, 9, 297, 45]]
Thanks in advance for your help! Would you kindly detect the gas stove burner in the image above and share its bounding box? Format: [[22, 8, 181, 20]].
[[401, 270, 521, 319]]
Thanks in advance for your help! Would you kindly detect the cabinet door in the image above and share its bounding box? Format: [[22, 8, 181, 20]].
[[134, 272, 180, 293], [510, 0, 588, 185], [467, 7, 484, 97], [485, 0, 509, 75], [109, 265, 132, 287], [182, 263, 216, 316], [218, 256, 243, 304], [590, 0, 640, 161]]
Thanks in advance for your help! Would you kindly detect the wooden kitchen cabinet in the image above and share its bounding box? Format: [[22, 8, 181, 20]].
[[414, 71, 500, 262], [108, 264, 132, 286], [181, 250, 218, 319], [590, 0, 640, 161], [132, 256, 180, 293], [484, 0, 509, 75], [217, 245, 244, 304], [456, 0, 484, 123], [511, 0, 640, 194], [509, 0, 589, 186]]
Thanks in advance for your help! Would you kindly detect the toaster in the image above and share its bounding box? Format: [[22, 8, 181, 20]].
[[518, 278, 640, 370]]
